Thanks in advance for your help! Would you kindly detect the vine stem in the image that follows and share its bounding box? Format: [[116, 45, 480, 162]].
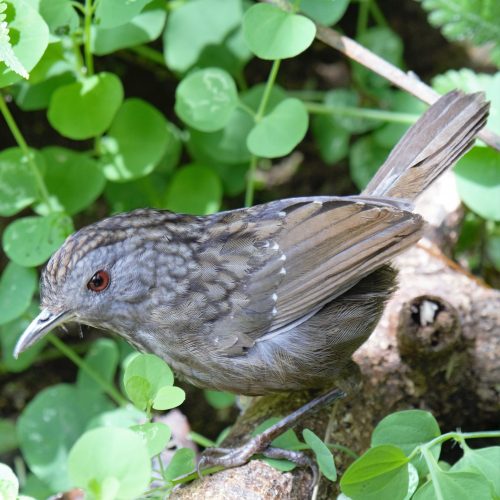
[[245, 59, 282, 207], [84, 0, 94, 76], [305, 102, 419, 124], [0, 94, 52, 209], [48, 334, 128, 406]]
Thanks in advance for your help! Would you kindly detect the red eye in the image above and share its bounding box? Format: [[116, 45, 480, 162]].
[[87, 270, 110, 292]]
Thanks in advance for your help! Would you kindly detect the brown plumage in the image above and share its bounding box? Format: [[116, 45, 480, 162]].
[[15, 91, 489, 395]]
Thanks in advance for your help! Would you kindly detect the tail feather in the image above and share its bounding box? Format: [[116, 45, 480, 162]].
[[363, 91, 489, 201]]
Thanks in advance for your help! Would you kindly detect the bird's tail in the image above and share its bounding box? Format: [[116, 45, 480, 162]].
[[362, 90, 489, 201]]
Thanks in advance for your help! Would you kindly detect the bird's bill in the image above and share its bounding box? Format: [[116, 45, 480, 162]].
[[13, 308, 73, 358]]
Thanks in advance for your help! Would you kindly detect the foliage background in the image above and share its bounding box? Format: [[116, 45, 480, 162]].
[[0, 0, 499, 498]]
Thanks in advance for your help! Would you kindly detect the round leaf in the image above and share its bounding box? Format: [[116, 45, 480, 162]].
[[163, 0, 243, 72], [130, 422, 172, 457], [454, 148, 500, 221], [164, 163, 222, 215], [340, 445, 409, 500], [0, 463, 18, 500], [243, 4, 316, 60], [203, 390, 236, 410], [0, 147, 44, 216], [300, 0, 350, 26], [35, 147, 105, 215], [17, 384, 106, 491], [0, 261, 37, 325], [175, 68, 238, 132], [86, 406, 146, 431], [303, 428, 337, 481], [123, 353, 175, 408], [101, 99, 169, 182], [68, 427, 151, 499], [0, 0, 49, 88], [48, 72, 124, 140], [39, 0, 79, 35], [153, 386, 186, 410], [163, 448, 196, 481], [247, 98, 308, 158], [350, 136, 391, 190], [93, 1, 167, 55], [2, 213, 73, 267], [95, 0, 152, 29]]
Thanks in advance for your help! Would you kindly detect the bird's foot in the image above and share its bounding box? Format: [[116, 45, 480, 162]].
[[197, 387, 345, 483]]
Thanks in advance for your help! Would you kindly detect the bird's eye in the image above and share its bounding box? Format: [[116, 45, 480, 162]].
[[87, 270, 110, 292]]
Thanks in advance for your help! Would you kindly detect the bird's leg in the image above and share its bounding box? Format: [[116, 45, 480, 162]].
[[197, 387, 345, 477]]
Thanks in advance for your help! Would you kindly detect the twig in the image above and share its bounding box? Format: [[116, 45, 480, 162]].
[[314, 24, 500, 152]]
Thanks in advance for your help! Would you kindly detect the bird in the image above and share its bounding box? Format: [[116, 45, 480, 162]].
[[14, 90, 488, 469]]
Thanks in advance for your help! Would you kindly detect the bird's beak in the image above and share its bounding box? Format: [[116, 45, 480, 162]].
[[13, 308, 73, 358]]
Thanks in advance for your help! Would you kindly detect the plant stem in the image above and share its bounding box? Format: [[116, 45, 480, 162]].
[[245, 59, 282, 207], [84, 0, 94, 75], [356, 0, 370, 37], [244, 155, 258, 207], [256, 59, 281, 121], [421, 445, 445, 500], [48, 334, 128, 406], [0, 94, 52, 209], [130, 45, 166, 66], [305, 101, 419, 123], [370, 0, 388, 27]]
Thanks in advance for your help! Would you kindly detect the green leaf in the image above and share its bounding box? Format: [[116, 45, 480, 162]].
[[0, 3, 28, 79], [454, 147, 500, 221], [86, 406, 146, 431], [0, 147, 44, 216], [163, 0, 243, 72], [303, 429, 337, 481], [76, 339, 119, 394], [420, 0, 500, 65], [243, 4, 316, 60], [101, 98, 169, 182], [93, 0, 166, 55], [241, 83, 287, 112], [300, 0, 350, 26], [0, 261, 36, 324], [104, 173, 169, 212], [68, 427, 151, 499], [164, 163, 222, 215], [452, 446, 500, 496], [0, 0, 49, 88], [123, 353, 175, 408], [312, 115, 350, 164], [0, 463, 18, 500], [353, 27, 403, 90], [3, 213, 73, 267], [48, 72, 124, 140], [125, 376, 152, 411], [153, 386, 186, 410], [95, 0, 152, 29], [0, 302, 47, 372], [163, 448, 196, 481], [17, 384, 112, 491], [0, 419, 18, 454], [261, 457, 297, 471], [175, 68, 238, 132], [39, 0, 79, 35], [373, 91, 425, 148], [432, 70, 500, 135], [340, 445, 409, 500], [203, 390, 236, 410], [371, 410, 441, 456], [188, 107, 253, 165], [247, 98, 308, 158], [35, 147, 105, 215], [252, 418, 303, 451], [413, 470, 492, 500], [130, 422, 172, 458], [350, 136, 391, 190]]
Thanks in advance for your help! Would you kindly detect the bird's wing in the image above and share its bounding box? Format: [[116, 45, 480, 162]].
[[200, 196, 422, 355]]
